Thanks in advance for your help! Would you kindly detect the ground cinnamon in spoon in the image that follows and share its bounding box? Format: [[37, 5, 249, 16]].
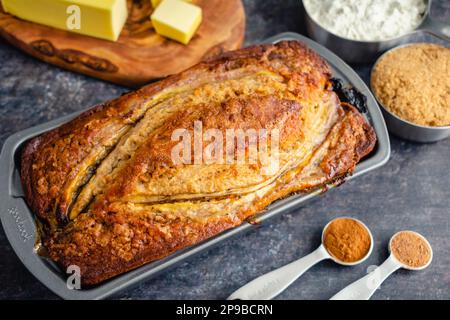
[[390, 231, 432, 268], [323, 218, 371, 263]]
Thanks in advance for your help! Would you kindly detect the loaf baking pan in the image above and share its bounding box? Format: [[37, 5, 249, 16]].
[[0, 32, 390, 299]]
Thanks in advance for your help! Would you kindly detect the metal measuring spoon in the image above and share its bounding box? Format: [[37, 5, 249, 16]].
[[227, 217, 373, 300], [331, 230, 433, 300]]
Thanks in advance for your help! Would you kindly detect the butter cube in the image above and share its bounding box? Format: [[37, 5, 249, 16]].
[[1, 0, 128, 41], [151, 0, 202, 45]]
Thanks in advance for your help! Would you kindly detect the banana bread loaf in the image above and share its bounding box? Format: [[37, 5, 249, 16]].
[[21, 41, 376, 285]]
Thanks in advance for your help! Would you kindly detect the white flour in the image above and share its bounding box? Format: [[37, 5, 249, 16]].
[[304, 0, 427, 41]]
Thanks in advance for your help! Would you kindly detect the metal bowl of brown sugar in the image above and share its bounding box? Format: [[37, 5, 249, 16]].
[[371, 42, 450, 143]]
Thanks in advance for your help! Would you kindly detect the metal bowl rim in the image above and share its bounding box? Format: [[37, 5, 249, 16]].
[[302, 0, 431, 44]]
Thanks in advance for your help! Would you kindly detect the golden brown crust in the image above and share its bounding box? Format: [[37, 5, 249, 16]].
[[21, 41, 376, 285], [21, 40, 331, 227]]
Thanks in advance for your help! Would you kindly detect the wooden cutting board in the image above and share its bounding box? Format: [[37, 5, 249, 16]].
[[0, 0, 245, 87]]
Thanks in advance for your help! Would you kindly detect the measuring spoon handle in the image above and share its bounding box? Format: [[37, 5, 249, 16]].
[[330, 255, 401, 300], [227, 245, 329, 300]]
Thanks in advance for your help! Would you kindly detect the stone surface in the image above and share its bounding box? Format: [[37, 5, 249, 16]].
[[0, 0, 449, 300]]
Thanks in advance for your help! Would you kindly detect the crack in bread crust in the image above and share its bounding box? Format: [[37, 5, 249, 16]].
[[21, 41, 376, 284]]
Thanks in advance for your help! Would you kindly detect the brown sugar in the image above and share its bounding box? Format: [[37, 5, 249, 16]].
[[371, 43, 450, 127], [390, 231, 432, 268], [323, 218, 371, 263]]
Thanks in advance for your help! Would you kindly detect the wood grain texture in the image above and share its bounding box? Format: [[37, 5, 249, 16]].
[[0, 0, 245, 87]]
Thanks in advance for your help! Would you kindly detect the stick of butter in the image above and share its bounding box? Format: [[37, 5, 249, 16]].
[[1, 0, 128, 41], [151, 0, 202, 45]]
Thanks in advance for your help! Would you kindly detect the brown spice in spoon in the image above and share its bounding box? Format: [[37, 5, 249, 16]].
[[390, 231, 432, 268], [323, 218, 371, 263]]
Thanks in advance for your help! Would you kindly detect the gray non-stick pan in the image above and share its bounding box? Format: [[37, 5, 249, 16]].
[[0, 32, 390, 299]]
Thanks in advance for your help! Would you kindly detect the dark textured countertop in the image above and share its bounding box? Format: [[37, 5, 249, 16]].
[[0, 0, 449, 300]]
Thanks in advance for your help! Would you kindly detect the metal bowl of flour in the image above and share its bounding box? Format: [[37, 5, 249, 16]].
[[302, 0, 449, 63]]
